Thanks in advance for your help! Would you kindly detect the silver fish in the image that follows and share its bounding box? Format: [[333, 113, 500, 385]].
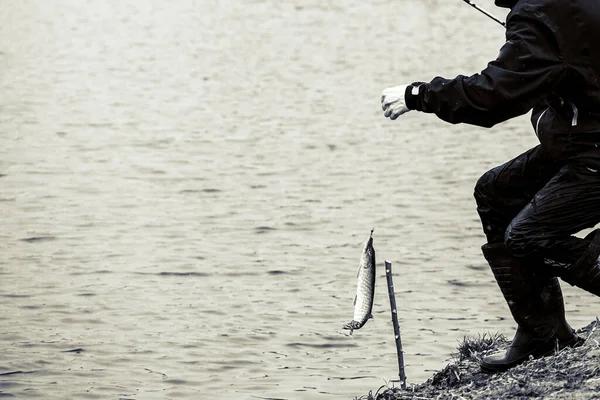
[[343, 229, 376, 334]]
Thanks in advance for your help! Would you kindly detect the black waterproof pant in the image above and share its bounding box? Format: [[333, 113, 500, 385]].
[[474, 144, 600, 266]]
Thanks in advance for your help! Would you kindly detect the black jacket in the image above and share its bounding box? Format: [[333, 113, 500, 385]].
[[495, 0, 518, 8], [406, 0, 600, 135]]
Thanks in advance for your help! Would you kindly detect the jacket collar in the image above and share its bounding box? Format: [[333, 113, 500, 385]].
[[495, 0, 518, 8]]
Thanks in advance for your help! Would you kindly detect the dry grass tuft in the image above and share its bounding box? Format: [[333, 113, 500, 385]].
[[365, 319, 600, 400]]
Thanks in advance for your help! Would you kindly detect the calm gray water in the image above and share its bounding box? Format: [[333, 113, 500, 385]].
[[1, 1, 597, 399]]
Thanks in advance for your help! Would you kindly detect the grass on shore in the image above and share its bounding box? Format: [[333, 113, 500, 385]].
[[357, 319, 600, 400]]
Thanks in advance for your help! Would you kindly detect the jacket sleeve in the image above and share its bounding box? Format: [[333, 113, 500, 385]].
[[405, 10, 566, 128]]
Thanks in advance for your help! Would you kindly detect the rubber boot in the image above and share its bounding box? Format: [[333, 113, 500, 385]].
[[537, 274, 582, 348], [479, 243, 579, 373]]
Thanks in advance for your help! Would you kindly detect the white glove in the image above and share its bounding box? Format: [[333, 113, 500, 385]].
[[381, 85, 410, 120]]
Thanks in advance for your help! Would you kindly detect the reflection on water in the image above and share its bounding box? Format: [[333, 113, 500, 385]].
[[0, 1, 597, 399]]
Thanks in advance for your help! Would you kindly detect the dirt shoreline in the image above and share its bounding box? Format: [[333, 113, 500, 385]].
[[358, 319, 600, 400]]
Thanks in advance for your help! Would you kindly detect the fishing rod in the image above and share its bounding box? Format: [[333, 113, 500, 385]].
[[462, 0, 506, 27]]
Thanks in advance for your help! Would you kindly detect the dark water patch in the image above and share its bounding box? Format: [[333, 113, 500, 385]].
[[179, 189, 203, 194], [447, 279, 470, 287], [326, 243, 352, 249], [224, 271, 262, 277], [19, 236, 56, 243], [164, 379, 188, 385], [143, 169, 167, 175], [94, 270, 114, 274], [0, 371, 23, 377], [0, 393, 16, 398], [144, 368, 167, 378], [20, 305, 41, 310], [328, 375, 377, 381], [0, 198, 16, 202], [1, 294, 30, 299], [1, 334, 26, 341], [179, 360, 201, 365], [106, 253, 125, 258], [265, 351, 288, 357], [466, 264, 487, 271], [211, 360, 255, 368], [23, 169, 60, 175], [0, 174, 6, 178], [201, 188, 221, 193], [255, 226, 276, 234], [308, 332, 352, 342], [77, 293, 96, 297], [205, 364, 236, 373], [87, 122, 113, 128], [46, 303, 68, 310], [132, 271, 211, 278], [59, 317, 101, 326], [62, 348, 84, 353], [247, 335, 271, 342], [286, 342, 355, 349], [202, 309, 226, 316], [267, 270, 287, 275], [303, 199, 321, 203], [220, 272, 261, 278], [157, 272, 210, 277], [250, 184, 267, 189], [0, 370, 36, 379]]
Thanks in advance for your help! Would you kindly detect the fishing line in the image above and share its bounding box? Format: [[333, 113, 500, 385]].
[[461, 0, 506, 27], [339, 330, 357, 342]]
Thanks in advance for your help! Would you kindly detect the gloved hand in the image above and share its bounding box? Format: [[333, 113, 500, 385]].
[[381, 85, 410, 120]]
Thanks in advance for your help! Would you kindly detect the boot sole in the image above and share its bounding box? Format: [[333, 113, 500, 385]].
[[479, 334, 582, 373]]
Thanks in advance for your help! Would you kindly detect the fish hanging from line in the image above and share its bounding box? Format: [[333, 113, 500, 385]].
[[343, 229, 376, 335]]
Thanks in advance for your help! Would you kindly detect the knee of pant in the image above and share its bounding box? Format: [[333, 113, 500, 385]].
[[504, 221, 535, 258], [473, 169, 497, 207]]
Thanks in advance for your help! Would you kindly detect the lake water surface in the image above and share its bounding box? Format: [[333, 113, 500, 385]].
[[1, 1, 598, 399]]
